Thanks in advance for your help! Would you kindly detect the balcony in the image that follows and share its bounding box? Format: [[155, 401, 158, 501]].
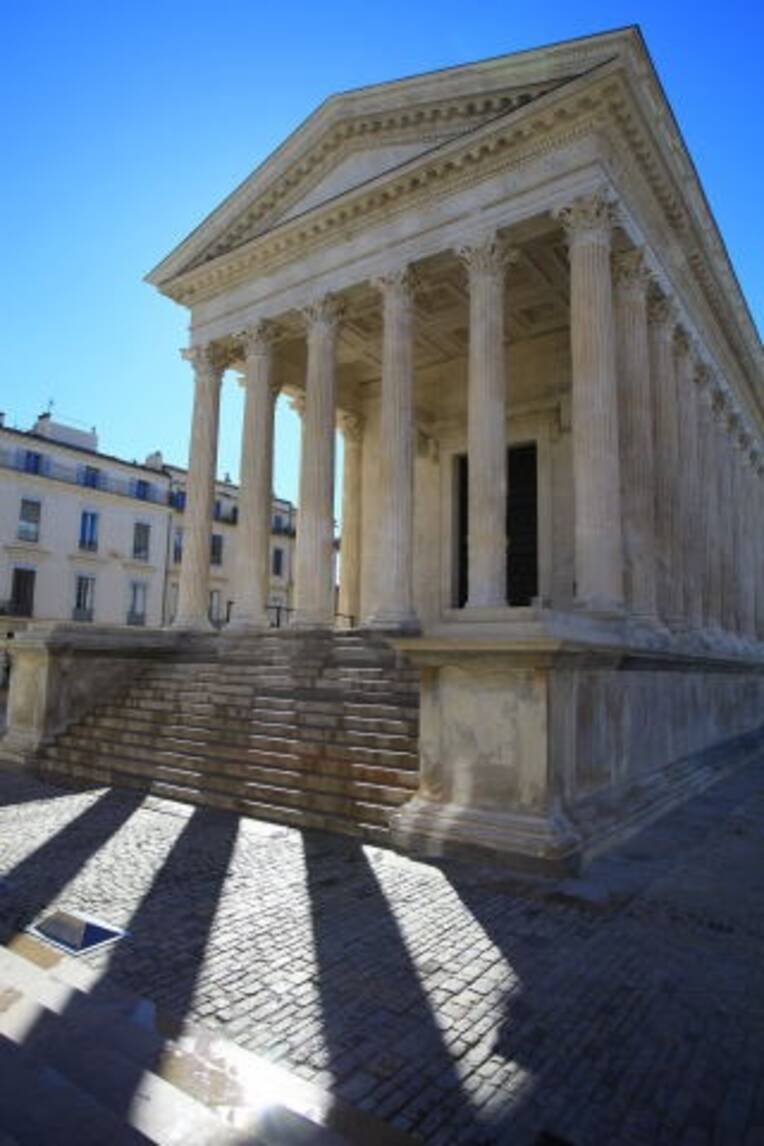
[[0, 446, 166, 505], [126, 611, 146, 627], [71, 607, 94, 622], [78, 539, 98, 553]]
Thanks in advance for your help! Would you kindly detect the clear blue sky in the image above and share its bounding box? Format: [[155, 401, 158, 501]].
[[2, 0, 762, 505]]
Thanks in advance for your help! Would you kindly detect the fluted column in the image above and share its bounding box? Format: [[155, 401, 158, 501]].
[[229, 323, 279, 631], [366, 266, 419, 631], [457, 234, 517, 609], [737, 431, 757, 642], [613, 249, 657, 618], [174, 344, 224, 629], [699, 372, 723, 631], [720, 403, 738, 634], [293, 296, 341, 628], [338, 412, 364, 625], [675, 331, 703, 628], [647, 295, 681, 625], [557, 192, 623, 611]]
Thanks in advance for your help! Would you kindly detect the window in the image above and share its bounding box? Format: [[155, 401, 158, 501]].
[[272, 547, 283, 577], [73, 575, 95, 621], [24, 450, 43, 475], [133, 522, 150, 561], [170, 489, 186, 511], [209, 589, 221, 624], [127, 581, 148, 625], [18, 499, 41, 543], [79, 510, 99, 552], [82, 465, 101, 489], [173, 527, 183, 564], [134, 479, 151, 501], [273, 513, 283, 531], [210, 534, 223, 566], [167, 582, 179, 624], [214, 499, 222, 521]]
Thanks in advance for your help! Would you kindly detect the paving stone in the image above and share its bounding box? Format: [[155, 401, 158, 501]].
[[0, 758, 763, 1144]]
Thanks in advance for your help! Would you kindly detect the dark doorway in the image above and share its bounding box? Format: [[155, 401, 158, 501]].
[[455, 443, 538, 607], [10, 568, 35, 617]]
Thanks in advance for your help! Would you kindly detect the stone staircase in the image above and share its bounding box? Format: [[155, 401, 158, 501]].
[[0, 936, 416, 1144], [34, 631, 421, 844]]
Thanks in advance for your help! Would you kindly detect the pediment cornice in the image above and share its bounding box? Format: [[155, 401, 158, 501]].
[[147, 31, 638, 288]]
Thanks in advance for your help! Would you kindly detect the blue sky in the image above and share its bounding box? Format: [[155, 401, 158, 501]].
[[2, 0, 761, 505]]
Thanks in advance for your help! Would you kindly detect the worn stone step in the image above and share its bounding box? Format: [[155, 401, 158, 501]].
[[50, 736, 417, 802], [36, 757, 392, 843], [66, 724, 419, 781], [82, 711, 418, 754], [40, 745, 404, 824]]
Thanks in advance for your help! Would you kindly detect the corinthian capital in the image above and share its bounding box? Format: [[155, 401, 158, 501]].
[[455, 233, 520, 277], [373, 264, 415, 301], [612, 248, 652, 294], [338, 411, 364, 442], [238, 320, 277, 363], [646, 291, 678, 339], [301, 293, 344, 335], [554, 190, 617, 247], [180, 343, 225, 385]]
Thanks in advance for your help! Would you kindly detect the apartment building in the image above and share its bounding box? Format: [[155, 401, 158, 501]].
[[0, 414, 296, 628]]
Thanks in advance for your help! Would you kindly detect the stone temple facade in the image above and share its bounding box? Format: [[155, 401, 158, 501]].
[[3, 27, 763, 870]]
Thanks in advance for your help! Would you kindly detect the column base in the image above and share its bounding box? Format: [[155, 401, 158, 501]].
[[391, 797, 582, 876], [573, 595, 625, 620], [224, 614, 270, 635], [289, 612, 335, 631], [363, 609, 421, 635]]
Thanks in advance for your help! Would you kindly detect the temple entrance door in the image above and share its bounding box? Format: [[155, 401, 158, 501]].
[[455, 443, 538, 607]]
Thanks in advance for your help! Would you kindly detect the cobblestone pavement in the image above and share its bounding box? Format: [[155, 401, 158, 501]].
[[0, 751, 763, 1146]]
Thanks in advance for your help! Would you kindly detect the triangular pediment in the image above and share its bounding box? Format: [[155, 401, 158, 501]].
[[147, 28, 638, 289]]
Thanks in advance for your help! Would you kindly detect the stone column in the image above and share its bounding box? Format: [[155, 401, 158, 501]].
[[675, 331, 703, 628], [366, 266, 419, 631], [292, 297, 341, 628], [613, 249, 657, 619], [174, 344, 224, 629], [738, 431, 757, 642], [229, 323, 279, 631], [647, 295, 681, 626], [456, 234, 517, 609], [338, 412, 364, 625], [720, 403, 738, 634], [699, 372, 723, 632], [557, 192, 623, 611]]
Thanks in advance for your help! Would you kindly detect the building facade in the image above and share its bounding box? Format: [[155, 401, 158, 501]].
[[0, 416, 296, 629], [144, 26, 763, 862]]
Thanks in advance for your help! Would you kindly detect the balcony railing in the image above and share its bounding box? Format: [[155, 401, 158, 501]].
[[0, 446, 166, 505], [72, 607, 94, 622], [78, 539, 98, 553], [0, 600, 31, 618], [126, 611, 146, 627]]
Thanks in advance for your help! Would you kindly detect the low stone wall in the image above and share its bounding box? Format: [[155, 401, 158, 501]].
[[0, 623, 187, 763], [390, 623, 764, 872]]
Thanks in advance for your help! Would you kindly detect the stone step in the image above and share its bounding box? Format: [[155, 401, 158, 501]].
[[39, 745, 402, 826], [70, 718, 420, 770], [82, 710, 419, 754], [0, 1034, 152, 1146], [0, 943, 416, 1146], [64, 723, 419, 779], [0, 982, 250, 1144], [47, 736, 417, 803], [36, 757, 392, 843]]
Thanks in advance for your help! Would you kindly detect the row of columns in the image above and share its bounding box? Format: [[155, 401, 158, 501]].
[[174, 189, 762, 641]]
